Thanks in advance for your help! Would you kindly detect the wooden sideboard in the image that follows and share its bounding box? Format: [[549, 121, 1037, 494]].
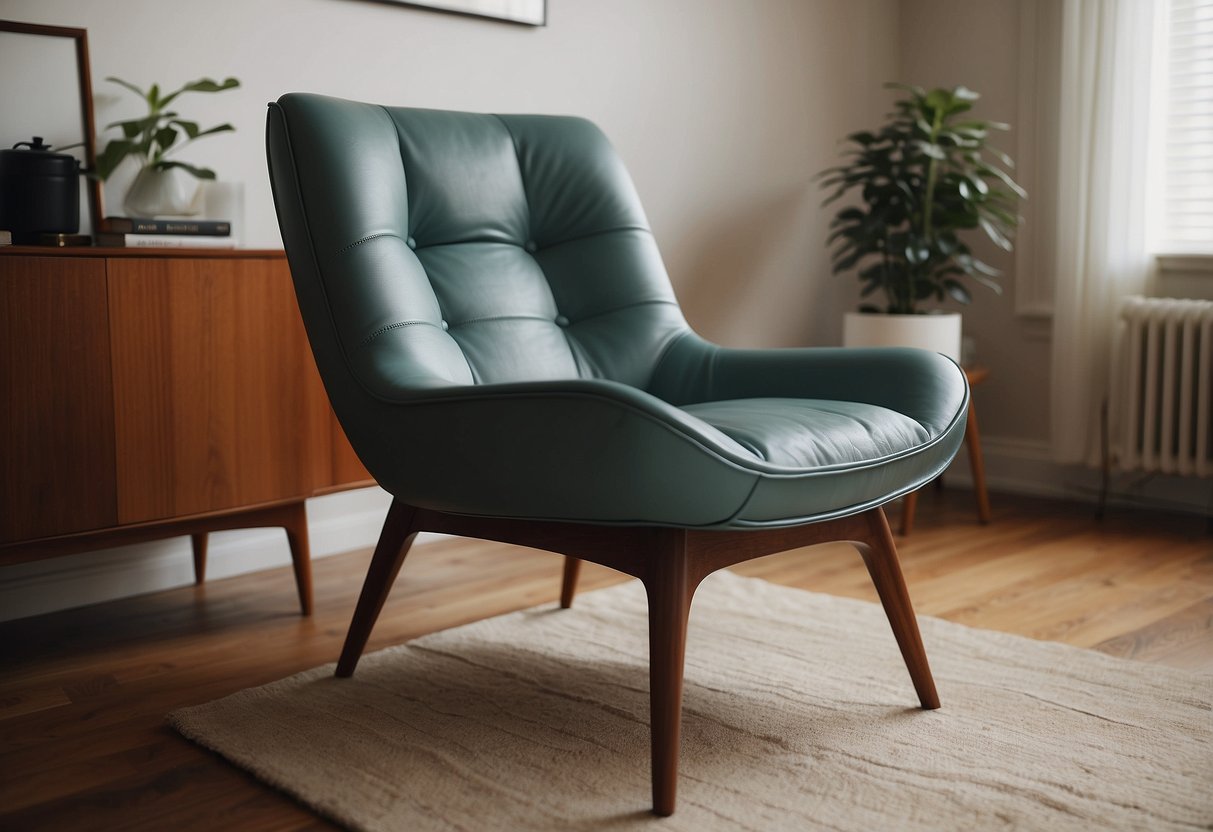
[[0, 247, 375, 614]]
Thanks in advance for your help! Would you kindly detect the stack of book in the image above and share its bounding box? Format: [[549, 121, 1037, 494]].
[[95, 216, 235, 248]]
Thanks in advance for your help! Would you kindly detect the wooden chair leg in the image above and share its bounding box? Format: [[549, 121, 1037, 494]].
[[854, 508, 940, 710], [336, 499, 419, 677], [281, 502, 314, 616], [644, 530, 695, 817], [966, 401, 992, 524], [900, 490, 918, 536], [559, 557, 582, 609], [190, 533, 208, 584]]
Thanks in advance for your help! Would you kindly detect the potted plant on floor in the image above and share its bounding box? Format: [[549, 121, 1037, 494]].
[[95, 75, 240, 217], [818, 84, 1025, 361]]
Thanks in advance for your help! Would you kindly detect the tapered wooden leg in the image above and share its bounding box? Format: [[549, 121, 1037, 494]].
[[900, 490, 918, 536], [855, 508, 940, 710], [282, 502, 314, 616], [644, 530, 695, 817], [966, 401, 992, 524], [190, 533, 208, 584], [559, 557, 582, 609], [336, 499, 418, 677]]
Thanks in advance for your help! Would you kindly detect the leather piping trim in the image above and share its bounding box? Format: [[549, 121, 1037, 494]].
[[407, 225, 652, 251], [336, 231, 406, 254], [355, 319, 434, 350]]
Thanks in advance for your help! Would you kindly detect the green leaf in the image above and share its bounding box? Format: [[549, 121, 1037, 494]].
[[154, 160, 217, 179], [924, 88, 951, 113], [105, 114, 157, 134], [154, 126, 178, 154], [978, 164, 1027, 198], [188, 123, 235, 139], [979, 217, 1013, 251], [915, 141, 946, 160], [942, 279, 973, 305], [972, 271, 1004, 293], [169, 119, 202, 140], [94, 139, 136, 181], [159, 76, 240, 108], [105, 76, 146, 99]]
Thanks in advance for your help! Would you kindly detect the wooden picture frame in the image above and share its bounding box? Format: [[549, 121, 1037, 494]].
[[0, 20, 104, 236], [384, 0, 545, 27]]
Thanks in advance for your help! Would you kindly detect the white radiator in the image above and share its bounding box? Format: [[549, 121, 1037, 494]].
[[1111, 296, 1213, 477]]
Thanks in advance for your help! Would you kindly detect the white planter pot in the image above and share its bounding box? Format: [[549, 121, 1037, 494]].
[[124, 166, 204, 217], [843, 311, 962, 363]]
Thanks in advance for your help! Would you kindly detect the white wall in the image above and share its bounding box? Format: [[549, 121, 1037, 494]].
[[7, 0, 900, 348], [2, 0, 902, 618]]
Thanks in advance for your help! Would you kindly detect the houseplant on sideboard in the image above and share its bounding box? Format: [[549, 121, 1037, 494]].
[[95, 75, 239, 217], [818, 83, 1025, 361]]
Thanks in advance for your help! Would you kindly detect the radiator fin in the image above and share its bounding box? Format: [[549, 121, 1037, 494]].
[[1112, 297, 1213, 478]]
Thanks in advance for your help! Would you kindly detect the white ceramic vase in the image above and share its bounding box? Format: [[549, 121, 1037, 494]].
[[123, 166, 204, 217], [842, 311, 962, 363]]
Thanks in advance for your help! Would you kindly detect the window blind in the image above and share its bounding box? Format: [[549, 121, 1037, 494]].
[[1160, 0, 1213, 252]]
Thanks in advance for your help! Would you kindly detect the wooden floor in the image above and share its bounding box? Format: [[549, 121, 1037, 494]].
[[1, 490, 1209, 831]]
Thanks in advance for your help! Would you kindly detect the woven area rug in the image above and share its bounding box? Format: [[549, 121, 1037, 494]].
[[170, 573, 1212, 831]]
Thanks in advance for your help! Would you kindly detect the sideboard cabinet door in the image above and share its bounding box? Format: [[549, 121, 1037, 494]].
[[107, 256, 332, 523], [0, 256, 119, 542]]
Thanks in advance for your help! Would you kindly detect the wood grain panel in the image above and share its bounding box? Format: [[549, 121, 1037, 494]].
[[108, 257, 331, 523], [0, 255, 117, 542]]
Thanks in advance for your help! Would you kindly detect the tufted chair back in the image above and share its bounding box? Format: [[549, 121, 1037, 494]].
[[268, 94, 690, 399]]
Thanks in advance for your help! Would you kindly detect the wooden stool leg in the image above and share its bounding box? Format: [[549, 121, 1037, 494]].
[[559, 557, 582, 609], [644, 530, 695, 817], [281, 502, 314, 616], [855, 508, 940, 710], [190, 533, 208, 584], [900, 490, 919, 536], [966, 401, 992, 524], [336, 499, 418, 677]]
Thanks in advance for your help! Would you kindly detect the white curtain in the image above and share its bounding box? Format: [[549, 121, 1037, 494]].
[[1051, 0, 1158, 465]]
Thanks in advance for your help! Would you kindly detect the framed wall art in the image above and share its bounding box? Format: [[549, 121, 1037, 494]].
[[0, 20, 104, 237], [385, 0, 546, 27]]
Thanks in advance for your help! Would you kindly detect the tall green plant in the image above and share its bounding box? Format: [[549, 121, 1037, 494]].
[[95, 75, 240, 181], [818, 84, 1025, 314]]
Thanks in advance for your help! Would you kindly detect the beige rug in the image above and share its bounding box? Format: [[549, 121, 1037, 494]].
[[170, 573, 1212, 831]]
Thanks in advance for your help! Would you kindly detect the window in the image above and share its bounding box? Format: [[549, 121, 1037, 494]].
[[1156, 0, 1213, 254]]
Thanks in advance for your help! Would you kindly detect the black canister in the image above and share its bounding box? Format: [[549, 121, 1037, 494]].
[[0, 137, 81, 242]]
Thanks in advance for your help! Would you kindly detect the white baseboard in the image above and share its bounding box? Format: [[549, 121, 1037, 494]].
[[944, 436, 1210, 516], [4, 439, 1206, 623], [0, 487, 439, 623]]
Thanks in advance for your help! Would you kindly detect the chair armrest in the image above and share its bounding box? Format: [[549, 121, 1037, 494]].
[[349, 377, 762, 526], [648, 333, 968, 435]]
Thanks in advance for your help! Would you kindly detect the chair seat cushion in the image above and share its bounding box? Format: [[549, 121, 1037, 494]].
[[680, 398, 930, 470]]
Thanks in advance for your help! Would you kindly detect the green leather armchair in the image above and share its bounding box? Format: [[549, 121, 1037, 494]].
[[267, 93, 968, 816]]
